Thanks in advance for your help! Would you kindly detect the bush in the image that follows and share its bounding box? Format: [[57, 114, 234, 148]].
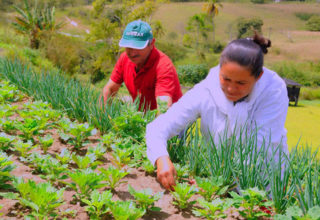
[[236, 17, 263, 39], [42, 34, 84, 75], [156, 41, 187, 62], [306, 15, 320, 31], [177, 64, 209, 85], [90, 68, 108, 84], [271, 61, 320, 87], [300, 87, 320, 100], [295, 12, 317, 21], [211, 41, 225, 53], [251, 0, 265, 3]]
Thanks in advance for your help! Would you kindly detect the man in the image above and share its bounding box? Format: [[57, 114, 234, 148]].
[[102, 20, 182, 111]]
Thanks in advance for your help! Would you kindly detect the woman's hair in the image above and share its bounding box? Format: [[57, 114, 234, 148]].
[[219, 32, 271, 78]]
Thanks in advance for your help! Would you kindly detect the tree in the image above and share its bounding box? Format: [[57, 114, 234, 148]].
[[12, 0, 64, 49], [202, 0, 222, 43], [186, 13, 210, 51], [236, 17, 263, 39]]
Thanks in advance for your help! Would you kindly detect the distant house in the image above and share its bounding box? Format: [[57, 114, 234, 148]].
[[283, 78, 302, 106]]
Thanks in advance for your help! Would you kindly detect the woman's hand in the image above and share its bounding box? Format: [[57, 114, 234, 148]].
[[156, 156, 177, 191]]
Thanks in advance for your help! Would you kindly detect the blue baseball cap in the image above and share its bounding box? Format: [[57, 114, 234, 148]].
[[119, 20, 153, 49]]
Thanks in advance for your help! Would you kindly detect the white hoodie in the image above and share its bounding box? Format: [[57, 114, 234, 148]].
[[146, 65, 289, 165]]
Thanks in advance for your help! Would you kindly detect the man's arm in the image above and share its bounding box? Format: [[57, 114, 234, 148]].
[[101, 79, 121, 105]]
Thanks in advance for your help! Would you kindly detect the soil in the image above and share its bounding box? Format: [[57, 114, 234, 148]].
[[0, 98, 202, 220], [0, 96, 274, 220]]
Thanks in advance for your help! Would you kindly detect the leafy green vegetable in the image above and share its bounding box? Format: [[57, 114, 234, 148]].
[[128, 185, 162, 211], [141, 159, 155, 175], [59, 121, 97, 149], [109, 200, 146, 220], [110, 147, 132, 169], [81, 190, 112, 220], [195, 176, 229, 202], [174, 163, 189, 182], [172, 182, 197, 210], [14, 118, 47, 142], [0, 104, 17, 118], [274, 205, 320, 220], [0, 132, 16, 151], [38, 134, 54, 154], [87, 143, 107, 160], [0, 151, 16, 189], [99, 166, 128, 191], [27, 153, 68, 183], [13, 140, 37, 158], [72, 153, 101, 170], [229, 187, 273, 219], [55, 148, 74, 164], [12, 178, 64, 219], [192, 198, 228, 219], [0, 118, 16, 134], [68, 169, 106, 201]]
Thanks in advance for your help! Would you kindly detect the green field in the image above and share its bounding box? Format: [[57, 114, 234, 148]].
[[286, 100, 320, 151]]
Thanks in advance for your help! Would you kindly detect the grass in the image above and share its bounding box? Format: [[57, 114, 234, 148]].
[[286, 100, 320, 151]]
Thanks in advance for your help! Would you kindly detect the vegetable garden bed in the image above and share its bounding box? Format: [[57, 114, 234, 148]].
[[1, 58, 320, 220]]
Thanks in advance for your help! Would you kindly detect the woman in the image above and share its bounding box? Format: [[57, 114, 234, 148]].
[[146, 34, 289, 191]]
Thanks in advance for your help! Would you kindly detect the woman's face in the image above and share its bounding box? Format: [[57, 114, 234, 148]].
[[219, 62, 262, 102]]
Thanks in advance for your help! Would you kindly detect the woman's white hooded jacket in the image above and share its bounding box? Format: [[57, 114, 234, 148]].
[[146, 65, 289, 165]]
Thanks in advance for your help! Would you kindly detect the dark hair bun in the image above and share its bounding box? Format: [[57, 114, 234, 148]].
[[252, 32, 271, 54]]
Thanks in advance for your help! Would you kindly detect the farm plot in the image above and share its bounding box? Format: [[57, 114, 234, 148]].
[[0, 79, 279, 219]]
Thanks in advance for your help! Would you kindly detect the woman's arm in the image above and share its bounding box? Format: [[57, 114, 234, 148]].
[[146, 85, 204, 190]]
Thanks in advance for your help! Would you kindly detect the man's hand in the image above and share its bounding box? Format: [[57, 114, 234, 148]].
[[100, 79, 121, 107], [156, 155, 176, 191]]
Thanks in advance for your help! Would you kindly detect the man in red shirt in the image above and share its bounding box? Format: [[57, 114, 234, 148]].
[[102, 20, 182, 111]]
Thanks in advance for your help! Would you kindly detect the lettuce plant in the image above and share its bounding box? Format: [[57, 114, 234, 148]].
[[192, 198, 228, 219], [109, 200, 146, 220], [0, 81, 23, 103], [229, 187, 273, 219], [0, 104, 17, 117], [87, 143, 107, 160], [174, 163, 189, 182], [68, 169, 106, 201], [100, 132, 115, 151], [141, 159, 155, 175], [81, 190, 112, 220], [99, 166, 128, 191], [0, 118, 16, 134], [72, 153, 101, 170], [0, 132, 16, 151], [38, 134, 54, 154], [0, 151, 16, 189], [110, 147, 132, 169], [13, 140, 37, 158], [60, 121, 97, 149], [12, 178, 65, 219], [195, 176, 229, 202], [14, 118, 47, 142], [172, 182, 197, 210], [21, 101, 62, 121], [128, 185, 162, 211], [27, 153, 68, 183], [55, 148, 74, 164]]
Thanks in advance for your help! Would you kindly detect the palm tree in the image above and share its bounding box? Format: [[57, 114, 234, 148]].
[[202, 0, 222, 43], [12, 0, 64, 49]]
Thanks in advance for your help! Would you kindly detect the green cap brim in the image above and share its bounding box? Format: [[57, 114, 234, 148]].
[[119, 38, 149, 49]]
